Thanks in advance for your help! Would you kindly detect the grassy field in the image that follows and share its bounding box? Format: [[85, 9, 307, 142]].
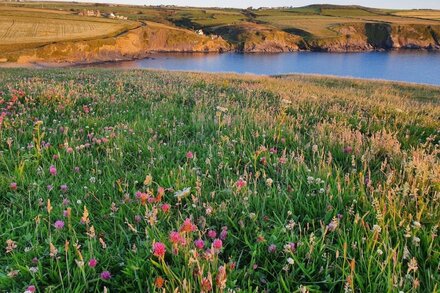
[[0, 68, 439, 292], [0, 6, 138, 54]]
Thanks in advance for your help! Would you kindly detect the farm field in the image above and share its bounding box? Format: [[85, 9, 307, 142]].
[[0, 6, 138, 53], [392, 10, 440, 21], [0, 69, 439, 292]]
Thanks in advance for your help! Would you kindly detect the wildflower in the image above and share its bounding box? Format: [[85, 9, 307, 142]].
[[201, 275, 213, 292], [100, 271, 112, 280], [216, 266, 227, 289], [287, 257, 294, 265], [47, 185, 53, 191], [152, 242, 166, 258], [49, 165, 57, 176], [144, 174, 152, 186], [54, 220, 65, 230], [268, 244, 277, 253], [412, 236, 420, 246], [60, 184, 68, 192], [29, 267, 38, 274], [74, 167, 80, 173], [49, 243, 58, 258], [154, 276, 164, 288], [134, 215, 142, 223], [66, 147, 73, 153], [284, 242, 297, 253], [213, 239, 223, 250], [266, 178, 273, 187], [186, 151, 194, 159], [327, 217, 339, 232], [10, 182, 17, 191], [25, 285, 36, 293], [408, 257, 418, 273], [220, 228, 228, 240], [169, 231, 181, 244], [174, 187, 191, 199], [235, 178, 246, 189], [372, 224, 382, 234], [88, 258, 97, 268], [47, 199, 52, 214], [207, 230, 217, 239], [194, 239, 205, 249], [64, 208, 71, 218], [6, 239, 17, 253], [79, 206, 89, 224], [343, 146, 353, 154], [7, 270, 19, 278], [180, 218, 197, 233], [216, 106, 228, 113], [279, 156, 287, 164]]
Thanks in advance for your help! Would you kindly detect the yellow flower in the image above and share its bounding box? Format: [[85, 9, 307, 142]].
[[144, 174, 153, 186]]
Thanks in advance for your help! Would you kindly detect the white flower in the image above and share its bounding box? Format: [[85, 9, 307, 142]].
[[372, 224, 382, 234], [266, 178, 273, 187], [287, 257, 294, 265], [174, 187, 191, 199], [216, 106, 228, 113]]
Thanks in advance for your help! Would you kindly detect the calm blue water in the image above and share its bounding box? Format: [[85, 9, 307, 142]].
[[94, 51, 440, 86]]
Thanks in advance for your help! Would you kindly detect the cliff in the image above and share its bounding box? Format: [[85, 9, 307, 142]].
[[308, 23, 440, 52], [206, 23, 306, 52], [6, 22, 231, 64], [3, 21, 439, 65]]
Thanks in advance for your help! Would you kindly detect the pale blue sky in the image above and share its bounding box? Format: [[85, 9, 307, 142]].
[[74, 0, 440, 9]]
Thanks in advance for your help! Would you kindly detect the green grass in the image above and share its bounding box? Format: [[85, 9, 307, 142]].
[[0, 69, 439, 292], [0, 6, 138, 54]]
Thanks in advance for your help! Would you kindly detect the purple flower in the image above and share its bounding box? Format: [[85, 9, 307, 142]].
[[74, 167, 80, 173], [100, 270, 111, 280], [207, 230, 217, 239], [220, 228, 228, 240], [54, 220, 65, 230], [194, 239, 205, 249], [89, 258, 97, 268], [60, 185, 68, 192], [268, 244, 277, 253], [49, 165, 57, 176], [47, 185, 53, 191]]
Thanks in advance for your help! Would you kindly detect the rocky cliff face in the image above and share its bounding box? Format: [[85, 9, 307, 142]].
[[10, 22, 231, 64], [4, 21, 439, 65], [207, 23, 305, 53], [308, 23, 440, 52]]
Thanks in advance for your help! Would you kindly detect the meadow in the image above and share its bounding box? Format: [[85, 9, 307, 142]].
[[0, 68, 439, 292], [0, 6, 138, 54]]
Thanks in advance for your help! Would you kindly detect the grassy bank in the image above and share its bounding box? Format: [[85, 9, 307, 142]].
[[0, 69, 439, 292]]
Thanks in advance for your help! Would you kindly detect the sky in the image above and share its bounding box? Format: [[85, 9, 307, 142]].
[[71, 0, 440, 9]]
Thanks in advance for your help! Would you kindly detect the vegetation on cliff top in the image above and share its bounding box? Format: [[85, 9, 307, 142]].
[[0, 69, 439, 292]]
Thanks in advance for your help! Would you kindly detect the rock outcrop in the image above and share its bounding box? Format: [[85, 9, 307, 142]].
[[4, 20, 439, 65], [9, 22, 232, 64]]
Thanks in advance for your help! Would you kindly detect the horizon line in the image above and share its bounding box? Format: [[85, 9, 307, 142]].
[[6, 1, 439, 10]]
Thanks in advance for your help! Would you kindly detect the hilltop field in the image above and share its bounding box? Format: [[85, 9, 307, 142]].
[[0, 2, 440, 63], [0, 69, 439, 292]]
